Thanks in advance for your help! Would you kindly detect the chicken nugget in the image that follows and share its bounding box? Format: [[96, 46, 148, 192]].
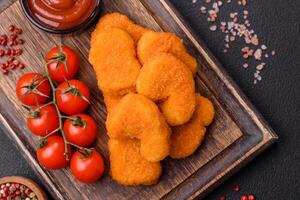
[[103, 93, 124, 113], [170, 94, 215, 159], [91, 12, 149, 44], [109, 139, 162, 186], [136, 53, 196, 126], [106, 93, 171, 162], [196, 95, 215, 126], [137, 31, 198, 75], [89, 28, 141, 95]]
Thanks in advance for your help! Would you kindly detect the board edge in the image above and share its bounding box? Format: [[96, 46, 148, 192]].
[[0, 1, 279, 199]]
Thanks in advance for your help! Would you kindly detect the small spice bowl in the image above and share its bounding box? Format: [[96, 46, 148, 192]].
[[0, 176, 47, 200], [20, 0, 102, 35]]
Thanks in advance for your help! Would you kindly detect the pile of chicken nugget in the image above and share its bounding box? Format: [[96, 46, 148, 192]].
[[88, 13, 215, 186]]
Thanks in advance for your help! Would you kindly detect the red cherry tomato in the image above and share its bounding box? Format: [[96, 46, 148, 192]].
[[16, 73, 50, 106], [63, 114, 97, 147], [27, 105, 59, 137], [37, 135, 72, 170], [46, 46, 79, 82], [56, 80, 90, 115], [70, 150, 105, 183]]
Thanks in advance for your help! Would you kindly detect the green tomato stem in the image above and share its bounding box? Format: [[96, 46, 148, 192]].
[[41, 58, 92, 160]]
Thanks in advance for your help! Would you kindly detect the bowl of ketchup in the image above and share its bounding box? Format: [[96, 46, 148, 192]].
[[20, 0, 101, 34]]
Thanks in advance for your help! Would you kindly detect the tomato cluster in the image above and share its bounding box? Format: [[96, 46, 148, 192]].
[[15, 46, 104, 183]]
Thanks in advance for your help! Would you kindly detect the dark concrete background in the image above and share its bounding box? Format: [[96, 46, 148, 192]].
[[1, 0, 300, 199]]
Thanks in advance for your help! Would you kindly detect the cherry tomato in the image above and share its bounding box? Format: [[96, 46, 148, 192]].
[[27, 104, 59, 137], [46, 46, 79, 82], [63, 114, 97, 147], [56, 80, 90, 115], [70, 150, 104, 183], [16, 73, 50, 106], [37, 135, 72, 170]]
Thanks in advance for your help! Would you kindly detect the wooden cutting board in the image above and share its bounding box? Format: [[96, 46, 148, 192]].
[[0, 1, 278, 199]]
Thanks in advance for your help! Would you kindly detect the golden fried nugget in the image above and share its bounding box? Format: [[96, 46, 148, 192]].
[[103, 93, 124, 113], [109, 139, 162, 186], [89, 28, 141, 95], [197, 95, 215, 126], [136, 53, 196, 126], [170, 94, 215, 159], [137, 31, 198, 75], [91, 12, 149, 44], [106, 93, 171, 162]]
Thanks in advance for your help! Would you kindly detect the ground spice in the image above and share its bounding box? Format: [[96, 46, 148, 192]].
[[0, 182, 37, 200], [0, 24, 25, 75], [193, 0, 276, 84]]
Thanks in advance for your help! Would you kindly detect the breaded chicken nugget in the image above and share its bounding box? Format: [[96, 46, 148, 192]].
[[103, 93, 124, 113], [106, 93, 171, 162], [109, 139, 162, 186], [89, 28, 141, 95], [196, 95, 215, 126], [137, 31, 198, 75], [136, 53, 196, 126], [91, 12, 149, 44], [170, 94, 215, 159]]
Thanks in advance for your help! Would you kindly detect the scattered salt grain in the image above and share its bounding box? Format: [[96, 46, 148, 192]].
[[256, 63, 265, 70], [210, 25, 217, 31], [200, 6, 207, 14], [261, 45, 267, 50], [255, 72, 262, 80], [251, 35, 259, 45], [194, 0, 276, 84], [272, 50, 276, 55], [254, 49, 262, 60], [243, 63, 249, 68]]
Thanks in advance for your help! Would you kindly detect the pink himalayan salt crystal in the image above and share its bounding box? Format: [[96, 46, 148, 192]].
[[272, 50, 276, 55], [254, 49, 262, 60], [243, 63, 249, 68], [251, 35, 259, 45], [196, 0, 275, 84], [210, 25, 217, 31], [256, 63, 266, 70]]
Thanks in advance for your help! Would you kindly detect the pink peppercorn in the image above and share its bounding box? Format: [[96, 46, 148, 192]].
[[248, 194, 255, 200], [8, 25, 15, 32]]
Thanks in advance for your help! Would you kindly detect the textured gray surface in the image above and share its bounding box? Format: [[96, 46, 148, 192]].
[[0, 0, 300, 199], [0, 125, 36, 179], [170, 0, 300, 199]]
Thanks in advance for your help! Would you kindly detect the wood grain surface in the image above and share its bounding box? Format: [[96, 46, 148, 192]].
[[0, 1, 277, 199], [0, 0, 14, 10]]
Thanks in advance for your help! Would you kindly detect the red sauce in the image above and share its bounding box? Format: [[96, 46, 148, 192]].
[[28, 0, 97, 30]]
